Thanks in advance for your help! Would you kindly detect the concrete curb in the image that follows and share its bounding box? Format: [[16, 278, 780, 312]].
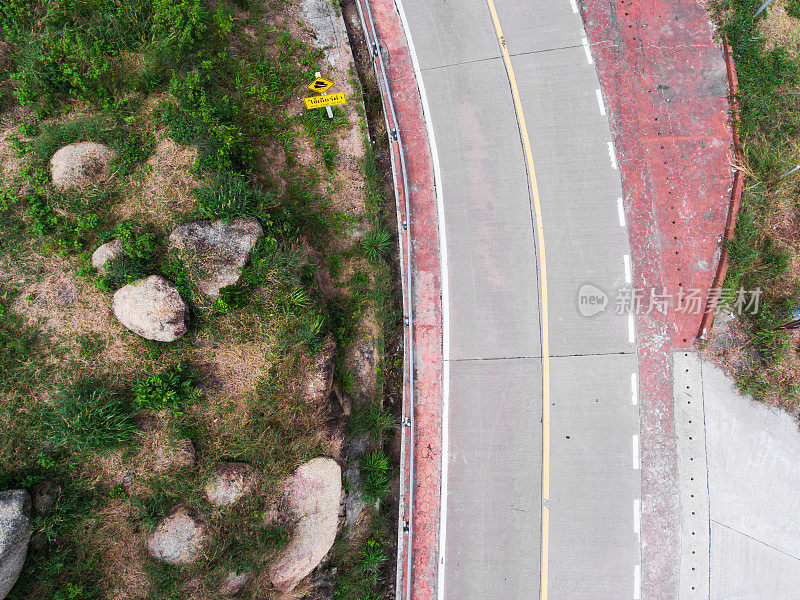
[[698, 38, 744, 339]]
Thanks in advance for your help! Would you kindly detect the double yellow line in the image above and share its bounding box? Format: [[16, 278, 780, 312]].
[[485, 2, 551, 599]]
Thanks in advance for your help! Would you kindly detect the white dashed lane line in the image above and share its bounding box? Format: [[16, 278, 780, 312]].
[[570, 0, 578, 13], [623, 254, 632, 284], [582, 37, 593, 64], [608, 141, 618, 169], [595, 88, 606, 115], [617, 197, 626, 227], [634, 564, 642, 599]]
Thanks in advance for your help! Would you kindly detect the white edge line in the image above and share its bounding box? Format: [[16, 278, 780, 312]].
[[632, 435, 640, 470], [608, 141, 618, 169], [595, 88, 606, 115], [570, 0, 579, 13], [628, 313, 635, 343], [631, 372, 638, 405], [617, 197, 626, 227], [623, 253, 632, 284], [633, 498, 641, 535], [582, 37, 594, 64], [392, 3, 451, 600], [634, 564, 642, 599]]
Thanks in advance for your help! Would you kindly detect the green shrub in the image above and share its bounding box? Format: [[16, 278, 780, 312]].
[[350, 405, 394, 441], [45, 383, 133, 453], [362, 224, 392, 263], [359, 449, 390, 501], [155, 69, 254, 173], [133, 362, 203, 415], [194, 171, 272, 219], [98, 222, 159, 290], [152, 0, 209, 58]]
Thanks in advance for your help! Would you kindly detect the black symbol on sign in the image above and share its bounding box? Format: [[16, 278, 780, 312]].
[[313, 81, 328, 90]]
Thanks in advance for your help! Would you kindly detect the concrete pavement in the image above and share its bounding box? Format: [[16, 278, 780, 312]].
[[674, 353, 800, 600], [398, 0, 641, 597]]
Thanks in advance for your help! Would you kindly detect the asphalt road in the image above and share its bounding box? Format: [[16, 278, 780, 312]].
[[397, 0, 643, 597]]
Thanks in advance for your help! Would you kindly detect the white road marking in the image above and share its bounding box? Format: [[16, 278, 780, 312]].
[[569, 0, 578, 13], [623, 254, 632, 283], [634, 498, 641, 535], [632, 435, 640, 469], [608, 141, 618, 169], [631, 372, 638, 405], [595, 88, 606, 115], [634, 564, 642, 599], [617, 197, 626, 226], [582, 37, 593, 64], [628, 313, 635, 343]]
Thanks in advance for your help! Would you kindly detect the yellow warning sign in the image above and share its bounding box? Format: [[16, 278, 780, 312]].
[[304, 93, 346, 109], [307, 77, 335, 93]]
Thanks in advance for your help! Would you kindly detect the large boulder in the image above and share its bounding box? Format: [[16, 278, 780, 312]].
[[0, 490, 32, 599], [50, 142, 116, 191], [112, 276, 189, 342], [91, 239, 123, 273], [269, 458, 341, 592], [204, 462, 256, 507], [146, 507, 206, 565], [168, 219, 263, 298]]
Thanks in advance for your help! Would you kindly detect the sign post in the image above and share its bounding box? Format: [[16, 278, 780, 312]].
[[313, 71, 334, 119]]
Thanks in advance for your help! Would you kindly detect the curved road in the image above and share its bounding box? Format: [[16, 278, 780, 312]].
[[398, 0, 642, 597]]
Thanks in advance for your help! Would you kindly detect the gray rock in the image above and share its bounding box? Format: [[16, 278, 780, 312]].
[[344, 435, 370, 534], [219, 570, 251, 596], [112, 276, 189, 342], [204, 463, 256, 507], [168, 219, 263, 299], [146, 507, 206, 565], [0, 490, 32, 599], [50, 142, 116, 191], [91, 238, 124, 273], [269, 457, 341, 592], [304, 335, 336, 405]]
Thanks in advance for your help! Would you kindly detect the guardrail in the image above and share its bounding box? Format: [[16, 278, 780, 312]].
[[351, 2, 416, 600]]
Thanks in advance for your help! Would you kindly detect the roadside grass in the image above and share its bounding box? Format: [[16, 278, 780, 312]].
[[710, 0, 800, 410]]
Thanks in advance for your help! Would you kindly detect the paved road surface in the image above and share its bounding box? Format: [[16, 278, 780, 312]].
[[675, 352, 800, 600], [397, 0, 642, 597]]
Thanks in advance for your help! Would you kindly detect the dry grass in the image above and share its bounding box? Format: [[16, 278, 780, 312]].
[[760, 0, 800, 57]]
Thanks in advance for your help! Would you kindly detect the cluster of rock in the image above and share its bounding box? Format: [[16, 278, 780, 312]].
[[143, 458, 341, 596], [91, 222, 261, 343]]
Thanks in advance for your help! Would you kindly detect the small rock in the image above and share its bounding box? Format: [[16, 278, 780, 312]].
[[112, 275, 189, 342], [204, 462, 256, 507], [153, 439, 196, 474], [146, 507, 206, 565], [219, 570, 251, 596], [50, 142, 116, 191], [304, 335, 336, 405], [168, 219, 263, 298], [269, 457, 341, 592], [0, 490, 32, 599], [32, 481, 60, 515], [91, 239, 124, 273]]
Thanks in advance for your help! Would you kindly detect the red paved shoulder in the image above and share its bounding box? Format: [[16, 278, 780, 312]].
[[582, 1, 732, 598]]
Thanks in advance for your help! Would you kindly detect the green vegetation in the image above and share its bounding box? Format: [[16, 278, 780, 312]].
[[711, 0, 800, 408], [133, 362, 203, 416], [45, 383, 133, 453]]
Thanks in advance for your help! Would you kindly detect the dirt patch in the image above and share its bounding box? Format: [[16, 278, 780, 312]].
[[760, 0, 800, 58], [121, 137, 198, 226]]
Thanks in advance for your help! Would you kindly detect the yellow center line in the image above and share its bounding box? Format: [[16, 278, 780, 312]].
[[484, 2, 551, 599]]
